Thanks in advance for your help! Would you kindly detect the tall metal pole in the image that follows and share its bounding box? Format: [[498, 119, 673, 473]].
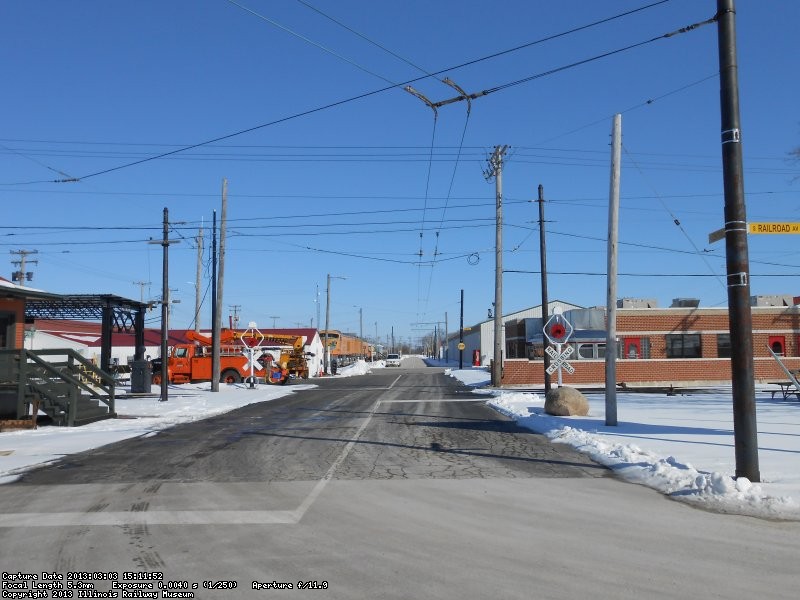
[[159, 207, 169, 402], [444, 312, 448, 363], [324, 273, 331, 375], [605, 114, 621, 427], [459, 289, 464, 369], [316, 284, 321, 334], [537, 184, 552, 392], [717, 0, 759, 481], [490, 145, 508, 387], [211, 210, 220, 392]]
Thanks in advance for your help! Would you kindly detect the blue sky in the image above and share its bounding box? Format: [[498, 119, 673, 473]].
[[2, 1, 798, 346]]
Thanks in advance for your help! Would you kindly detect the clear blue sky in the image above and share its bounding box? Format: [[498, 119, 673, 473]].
[[2, 1, 798, 347]]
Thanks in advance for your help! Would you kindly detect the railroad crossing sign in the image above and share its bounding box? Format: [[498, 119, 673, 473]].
[[545, 345, 575, 375], [543, 308, 573, 345], [241, 323, 265, 388]]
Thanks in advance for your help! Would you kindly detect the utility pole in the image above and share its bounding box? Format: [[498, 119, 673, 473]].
[[323, 274, 346, 374], [605, 114, 621, 427], [324, 275, 331, 375], [459, 289, 464, 370], [211, 210, 220, 392], [537, 184, 552, 392], [150, 208, 179, 402], [217, 179, 228, 333], [485, 145, 508, 387], [270, 316, 280, 328], [132, 280, 150, 304], [194, 225, 203, 333], [315, 284, 321, 334], [10, 249, 38, 283], [212, 180, 228, 391], [717, 0, 759, 482], [444, 312, 449, 363], [229, 305, 241, 330]]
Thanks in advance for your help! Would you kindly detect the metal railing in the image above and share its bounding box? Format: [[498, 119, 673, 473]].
[[0, 349, 115, 426]]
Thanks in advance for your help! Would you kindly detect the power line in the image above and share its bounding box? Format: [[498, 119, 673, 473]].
[[293, 0, 443, 82], [224, 0, 398, 85], [21, 0, 677, 184]]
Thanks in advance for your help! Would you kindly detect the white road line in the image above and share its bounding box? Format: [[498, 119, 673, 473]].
[[0, 401, 383, 529], [289, 399, 379, 523], [379, 398, 484, 403], [0, 510, 298, 527], [388, 374, 402, 389], [0, 393, 478, 527]]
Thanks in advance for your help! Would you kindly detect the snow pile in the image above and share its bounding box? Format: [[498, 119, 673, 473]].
[[481, 385, 800, 520], [335, 359, 379, 376], [0, 382, 303, 484]]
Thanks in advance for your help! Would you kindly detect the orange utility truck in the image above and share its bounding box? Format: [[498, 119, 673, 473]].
[[152, 329, 309, 385]]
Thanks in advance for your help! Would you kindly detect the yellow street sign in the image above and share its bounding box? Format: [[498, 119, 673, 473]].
[[457, 342, 465, 351], [749, 222, 800, 234]]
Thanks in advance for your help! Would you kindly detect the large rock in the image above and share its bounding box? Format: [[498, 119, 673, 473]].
[[545, 386, 589, 416]]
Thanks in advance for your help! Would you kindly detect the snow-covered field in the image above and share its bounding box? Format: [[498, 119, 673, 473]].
[[447, 366, 800, 520], [1, 358, 798, 520]]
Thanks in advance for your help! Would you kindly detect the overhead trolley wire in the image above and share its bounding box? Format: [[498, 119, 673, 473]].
[[622, 143, 727, 291], [23, 0, 680, 185]]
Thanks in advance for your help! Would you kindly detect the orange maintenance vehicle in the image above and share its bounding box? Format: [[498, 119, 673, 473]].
[[152, 329, 309, 385]]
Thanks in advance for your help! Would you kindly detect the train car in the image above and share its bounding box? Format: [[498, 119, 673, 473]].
[[320, 330, 369, 365]]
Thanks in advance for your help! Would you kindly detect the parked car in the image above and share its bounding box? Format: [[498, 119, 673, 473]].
[[385, 353, 401, 367]]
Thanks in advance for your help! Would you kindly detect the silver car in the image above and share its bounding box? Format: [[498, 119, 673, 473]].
[[385, 353, 401, 367]]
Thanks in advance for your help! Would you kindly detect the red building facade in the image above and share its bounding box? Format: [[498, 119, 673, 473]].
[[501, 306, 800, 387]]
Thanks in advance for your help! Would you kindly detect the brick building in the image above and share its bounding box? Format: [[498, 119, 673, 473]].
[[501, 297, 800, 388]]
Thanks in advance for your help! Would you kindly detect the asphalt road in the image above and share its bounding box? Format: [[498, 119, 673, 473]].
[[0, 360, 798, 599]]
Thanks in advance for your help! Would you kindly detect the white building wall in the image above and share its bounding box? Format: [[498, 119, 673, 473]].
[[304, 333, 324, 378], [447, 300, 582, 367]]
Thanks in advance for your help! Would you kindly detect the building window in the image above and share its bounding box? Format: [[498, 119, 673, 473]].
[[717, 334, 731, 358], [572, 342, 606, 359], [621, 337, 650, 359], [768, 335, 785, 356], [666, 334, 702, 358]]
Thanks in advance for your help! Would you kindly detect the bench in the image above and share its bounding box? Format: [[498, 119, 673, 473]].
[[768, 381, 800, 400]]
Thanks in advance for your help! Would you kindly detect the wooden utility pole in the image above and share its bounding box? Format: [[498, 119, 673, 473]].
[[213, 179, 228, 389], [194, 225, 203, 333], [10, 249, 38, 283], [537, 184, 551, 392], [486, 145, 508, 387], [459, 289, 464, 369], [717, 0, 759, 481], [148, 210, 181, 397], [324, 274, 331, 374], [159, 208, 170, 402], [605, 114, 622, 426], [211, 210, 220, 392]]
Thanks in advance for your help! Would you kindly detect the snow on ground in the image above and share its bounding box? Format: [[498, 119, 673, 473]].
[[0, 360, 382, 484], [444, 365, 800, 520], [2, 358, 799, 520]]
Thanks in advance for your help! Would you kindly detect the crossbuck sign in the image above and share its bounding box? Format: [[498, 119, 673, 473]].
[[543, 308, 575, 384], [545, 345, 575, 375]]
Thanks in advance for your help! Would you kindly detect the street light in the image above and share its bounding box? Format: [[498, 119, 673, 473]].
[[323, 274, 346, 374]]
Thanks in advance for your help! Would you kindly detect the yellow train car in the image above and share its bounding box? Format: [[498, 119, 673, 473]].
[[320, 330, 370, 364]]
